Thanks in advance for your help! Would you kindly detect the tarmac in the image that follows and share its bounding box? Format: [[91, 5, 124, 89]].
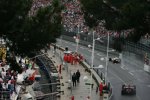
[[47, 47, 102, 100]]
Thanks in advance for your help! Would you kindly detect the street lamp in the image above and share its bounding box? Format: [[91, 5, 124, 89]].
[[88, 31, 101, 99], [73, 24, 80, 53], [83, 65, 104, 98], [105, 32, 110, 84], [73, 36, 79, 53]]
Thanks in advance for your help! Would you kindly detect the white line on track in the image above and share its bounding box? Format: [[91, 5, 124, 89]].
[[97, 53, 104, 57], [109, 71, 126, 84], [80, 46, 86, 49], [136, 95, 141, 100], [129, 72, 134, 76], [121, 66, 126, 70]]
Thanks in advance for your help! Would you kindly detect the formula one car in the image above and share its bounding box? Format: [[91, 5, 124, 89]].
[[109, 57, 121, 64], [121, 84, 136, 95]]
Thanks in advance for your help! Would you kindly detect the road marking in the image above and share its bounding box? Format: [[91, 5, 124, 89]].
[[129, 72, 134, 76], [97, 53, 104, 57], [80, 46, 85, 49], [136, 95, 141, 100], [109, 71, 126, 84], [121, 66, 125, 70]]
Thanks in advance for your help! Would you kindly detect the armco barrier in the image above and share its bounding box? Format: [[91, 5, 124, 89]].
[[51, 43, 113, 100], [80, 61, 113, 100], [61, 35, 119, 56]]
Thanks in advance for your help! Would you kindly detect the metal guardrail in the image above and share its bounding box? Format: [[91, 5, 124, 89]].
[[62, 33, 150, 59], [61, 35, 119, 56], [52, 43, 113, 100], [80, 60, 113, 100]]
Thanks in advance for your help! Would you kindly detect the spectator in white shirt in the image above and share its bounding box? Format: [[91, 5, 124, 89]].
[[1, 68, 6, 79]]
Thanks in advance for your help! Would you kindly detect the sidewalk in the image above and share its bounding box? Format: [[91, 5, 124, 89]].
[[47, 48, 101, 100]]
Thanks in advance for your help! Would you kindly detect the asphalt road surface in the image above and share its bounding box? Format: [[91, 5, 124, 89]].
[[56, 39, 150, 100]]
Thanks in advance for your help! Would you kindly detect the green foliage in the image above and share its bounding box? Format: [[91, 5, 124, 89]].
[[80, 0, 103, 28], [113, 37, 124, 52], [107, 0, 130, 9], [80, 0, 150, 42], [0, 0, 32, 34], [9, 57, 23, 73], [0, 0, 63, 55]]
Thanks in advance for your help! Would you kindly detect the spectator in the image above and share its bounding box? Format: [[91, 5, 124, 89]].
[[72, 73, 77, 87], [1, 68, 6, 79], [76, 70, 80, 83], [0, 76, 3, 83]]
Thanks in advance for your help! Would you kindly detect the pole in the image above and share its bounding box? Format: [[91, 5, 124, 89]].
[[59, 35, 62, 57], [76, 39, 79, 53], [105, 32, 109, 83], [70, 70, 72, 94], [90, 31, 95, 99], [75, 25, 80, 53]]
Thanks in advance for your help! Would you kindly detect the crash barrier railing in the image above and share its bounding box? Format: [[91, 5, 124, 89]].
[[62, 31, 115, 49], [61, 33, 150, 58], [36, 55, 61, 99], [51, 43, 113, 100], [61, 34, 150, 60], [61, 35, 119, 56], [80, 61, 113, 100]]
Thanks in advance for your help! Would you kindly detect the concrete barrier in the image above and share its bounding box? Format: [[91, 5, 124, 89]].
[[80, 61, 113, 100]]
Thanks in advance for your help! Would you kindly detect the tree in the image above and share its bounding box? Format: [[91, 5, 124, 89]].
[[0, 0, 32, 34], [80, 0, 150, 42], [0, 0, 63, 55], [80, 0, 103, 29]]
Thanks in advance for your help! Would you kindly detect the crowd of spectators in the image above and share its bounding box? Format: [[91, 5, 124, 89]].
[[0, 61, 18, 99], [0, 55, 37, 99], [61, 0, 109, 35], [62, 0, 89, 33], [28, 0, 133, 37], [61, 0, 133, 37], [29, 0, 133, 37]]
